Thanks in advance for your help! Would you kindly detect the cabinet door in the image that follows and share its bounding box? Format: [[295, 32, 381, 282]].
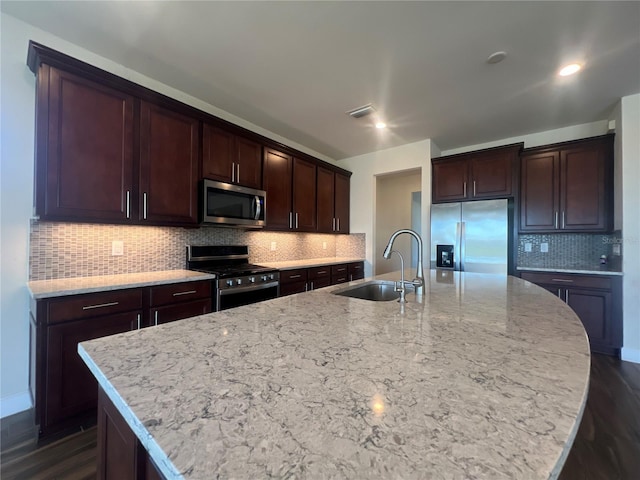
[[334, 172, 350, 234], [292, 158, 317, 231], [150, 298, 211, 327], [519, 151, 560, 231], [202, 124, 234, 183], [317, 167, 335, 233], [139, 101, 199, 225], [40, 66, 135, 221], [263, 148, 293, 230], [470, 151, 513, 199], [236, 136, 263, 190], [45, 311, 140, 430], [432, 159, 469, 202], [560, 144, 609, 231], [97, 388, 138, 480], [566, 288, 612, 350]]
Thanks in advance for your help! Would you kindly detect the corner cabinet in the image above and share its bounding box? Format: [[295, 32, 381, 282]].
[[519, 135, 613, 232], [317, 167, 350, 234], [520, 271, 622, 355], [432, 144, 521, 203]]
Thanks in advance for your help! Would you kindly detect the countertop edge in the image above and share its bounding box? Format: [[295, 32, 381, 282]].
[[516, 266, 623, 276], [260, 257, 365, 270]]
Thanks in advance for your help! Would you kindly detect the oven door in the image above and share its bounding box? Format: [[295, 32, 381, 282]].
[[201, 179, 266, 227], [217, 281, 279, 311]]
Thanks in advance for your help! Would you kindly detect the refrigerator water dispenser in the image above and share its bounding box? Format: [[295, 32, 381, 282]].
[[436, 244, 455, 269]]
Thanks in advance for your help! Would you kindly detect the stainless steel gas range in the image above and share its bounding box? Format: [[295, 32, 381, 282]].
[[186, 245, 279, 311]]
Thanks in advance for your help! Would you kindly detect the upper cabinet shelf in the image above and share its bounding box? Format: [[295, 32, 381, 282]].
[[431, 144, 522, 203], [519, 135, 614, 233]]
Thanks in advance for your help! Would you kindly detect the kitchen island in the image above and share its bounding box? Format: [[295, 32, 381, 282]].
[[79, 271, 590, 479]]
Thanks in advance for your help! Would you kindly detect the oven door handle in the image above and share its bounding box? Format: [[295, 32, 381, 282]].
[[253, 196, 262, 220], [219, 281, 279, 295]]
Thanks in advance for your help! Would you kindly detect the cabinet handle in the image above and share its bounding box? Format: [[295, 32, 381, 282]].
[[310, 281, 314, 291], [565, 290, 569, 303], [82, 301, 119, 310], [231, 162, 236, 183], [337, 218, 340, 231], [126, 191, 130, 219], [154, 311, 158, 326], [237, 163, 240, 184], [173, 290, 197, 297], [289, 212, 293, 229], [295, 213, 299, 229], [136, 313, 141, 330], [557, 289, 562, 298], [463, 182, 467, 197], [473, 181, 476, 197], [350, 274, 353, 281], [289, 274, 301, 279], [551, 278, 574, 283], [332, 218, 336, 231], [562, 211, 565, 229], [554, 211, 558, 229], [317, 270, 327, 274], [305, 282, 308, 292], [143, 193, 148, 220]]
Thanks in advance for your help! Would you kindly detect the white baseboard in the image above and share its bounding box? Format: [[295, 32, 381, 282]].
[[0, 391, 33, 418], [621, 347, 640, 364]]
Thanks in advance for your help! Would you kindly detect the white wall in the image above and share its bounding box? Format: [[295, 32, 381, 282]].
[[620, 94, 640, 363], [341, 140, 432, 276], [0, 13, 335, 418]]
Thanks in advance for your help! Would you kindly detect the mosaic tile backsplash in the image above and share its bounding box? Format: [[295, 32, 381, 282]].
[[517, 231, 622, 270], [29, 221, 366, 280]]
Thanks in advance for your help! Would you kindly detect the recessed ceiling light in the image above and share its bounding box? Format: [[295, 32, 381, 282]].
[[558, 63, 582, 76], [486, 51, 507, 64], [375, 121, 387, 129]]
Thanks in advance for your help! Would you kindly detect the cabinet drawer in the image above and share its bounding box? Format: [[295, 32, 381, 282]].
[[348, 262, 364, 280], [48, 289, 143, 324], [280, 269, 308, 284], [331, 264, 349, 276], [520, 272, 611, 290], [308, 266, 330, 280], [149, 280, 211, 307]]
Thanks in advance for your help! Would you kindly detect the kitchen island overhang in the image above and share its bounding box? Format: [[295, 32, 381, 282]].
[[79, 271, 590, 479]]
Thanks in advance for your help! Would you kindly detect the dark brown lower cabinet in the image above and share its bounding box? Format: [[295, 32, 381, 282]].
[[520, 271, 622, 355], [98, 387, 165, 480], [279, 262, 365, 297]]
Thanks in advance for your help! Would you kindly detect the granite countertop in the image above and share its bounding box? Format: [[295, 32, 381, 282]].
[[260, 257, 365, 270], [79, 271, 590, 480], [28, 270, 216, 299], [517, 265, 623, 276]]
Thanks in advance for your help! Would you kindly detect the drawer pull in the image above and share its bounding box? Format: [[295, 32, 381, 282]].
[[82, 301, 119, 310], [172, 290, 197, 297], [289, 274, 302, 279], [317, 270, 327, 274], [551, 278, 574, 283]]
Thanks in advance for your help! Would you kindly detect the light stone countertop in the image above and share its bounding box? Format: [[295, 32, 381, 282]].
[[79, 270, 590, 480], [28, 270, 216, 299], [517, 266, 623, 276], [260, 257, 365, 270]]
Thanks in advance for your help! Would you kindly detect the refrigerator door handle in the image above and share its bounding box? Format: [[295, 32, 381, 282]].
[[460, 221, 466, 272]]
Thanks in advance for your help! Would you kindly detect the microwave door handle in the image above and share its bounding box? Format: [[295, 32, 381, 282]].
[[254, 196, 261, 220]]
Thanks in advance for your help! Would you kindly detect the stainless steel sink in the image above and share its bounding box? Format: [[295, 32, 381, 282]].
[[333, 281, 400, 301]]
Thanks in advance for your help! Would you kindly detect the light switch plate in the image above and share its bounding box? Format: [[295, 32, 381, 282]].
[[540, 243, 549, 253], [270, 241, 277, 251], [322, 242, 327, 250], [111, 240, 124, 256], [613, 244, 621, 255], [524, 243, 532, 252]]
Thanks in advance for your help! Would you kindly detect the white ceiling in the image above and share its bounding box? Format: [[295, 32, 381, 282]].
[[3, 1, 639, 160]]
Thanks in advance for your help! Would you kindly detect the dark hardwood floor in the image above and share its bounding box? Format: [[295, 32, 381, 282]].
[[1, 354, 638, 479]]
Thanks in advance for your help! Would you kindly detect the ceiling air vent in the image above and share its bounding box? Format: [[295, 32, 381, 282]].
[[346, 104, 376, 119]]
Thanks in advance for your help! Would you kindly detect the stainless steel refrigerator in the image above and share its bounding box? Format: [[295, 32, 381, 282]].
[[430, 199, 509, 274]]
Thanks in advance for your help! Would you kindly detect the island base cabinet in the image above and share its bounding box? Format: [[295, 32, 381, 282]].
[[98, 387, 166, 480]]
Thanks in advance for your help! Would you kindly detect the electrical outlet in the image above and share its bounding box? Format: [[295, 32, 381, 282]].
[[111, 240, 124, 256], [270, 241, 277, 251], [322, 242, 327, 250], [540, 242, 549, 253], [613, 244, 621, 256], [524, 243, 532, 252]]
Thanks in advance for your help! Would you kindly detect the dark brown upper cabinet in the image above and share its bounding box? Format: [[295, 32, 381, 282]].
[[519, 135, 613, 233], [317, 167, 350, 233], [139, 101, 199, 225], [34, 65, 136, 221], [432, 144, 521, 203], [202, 124, 262, 190], [263, 149, 316, 231]]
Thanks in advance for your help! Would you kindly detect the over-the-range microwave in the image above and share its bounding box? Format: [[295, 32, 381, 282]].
[[200, 179, 266, 228]]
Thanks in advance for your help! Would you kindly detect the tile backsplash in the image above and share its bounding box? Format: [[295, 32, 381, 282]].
[[29, 221, 365, 280], [517, 231, 622, 269]]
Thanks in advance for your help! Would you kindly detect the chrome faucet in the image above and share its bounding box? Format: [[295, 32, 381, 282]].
[[383, 229, 425, 296]]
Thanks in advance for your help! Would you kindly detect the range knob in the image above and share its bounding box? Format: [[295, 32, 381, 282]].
[[261, 275, 268, 282], [236, 278, 242, 285], [249, 277, 256, 283], [268, 273, 275, 280], [226, 279, 234, 287]]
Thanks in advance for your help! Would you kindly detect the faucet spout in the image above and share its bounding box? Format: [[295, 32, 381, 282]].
[[382, 229, 425, 296]]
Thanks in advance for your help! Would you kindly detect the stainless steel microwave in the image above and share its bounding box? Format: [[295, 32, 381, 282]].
[[201, 179, 266, 227]]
